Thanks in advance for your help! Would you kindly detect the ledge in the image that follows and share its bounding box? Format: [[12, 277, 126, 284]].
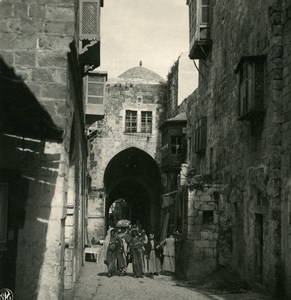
[[189, 39, 213, 60]]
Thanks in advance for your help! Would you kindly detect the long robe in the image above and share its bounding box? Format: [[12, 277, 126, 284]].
[[161, 237, 175, 273], [116, 234, 126, 270], [130, 236, 143, 277], [106, 237, 119, 274], [141, 233, 148, 273], [103, 228, 124, 274], [146, 239, 161, 274], [98, 228, 113, 263]]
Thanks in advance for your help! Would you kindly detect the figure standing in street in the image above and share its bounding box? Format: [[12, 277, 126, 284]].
[[123, 227, 132, 266], [160, 234, 175, 275], [117, 228, 127, 275], [140, 229, 148, 274], [146, 232, 161, 279], [129, 228, 144, 278], [103, 228, 123, 277]]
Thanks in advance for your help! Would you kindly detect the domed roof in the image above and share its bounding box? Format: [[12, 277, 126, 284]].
[[118, 65, 164, 83]]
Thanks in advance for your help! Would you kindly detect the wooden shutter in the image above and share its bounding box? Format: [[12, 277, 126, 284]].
[[254, 60, 265, 112], [200, 0, 211, 39], [125, 111, 137, 133], [201, 0, 210, 23], [86, 74, 105, 105], [239, 61, 252, 116], [79, 0, 100, 41], [201, 116, 207, 151], [195, 117, 207, 153], [194, 120, 199, 153], [141, 112, 152, 133]]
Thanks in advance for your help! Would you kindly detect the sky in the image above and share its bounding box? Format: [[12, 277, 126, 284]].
[[99, 0, 189, 80]]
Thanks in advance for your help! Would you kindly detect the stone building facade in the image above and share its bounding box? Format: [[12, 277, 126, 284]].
[[0, 0, 104, 299], [159, 55, 197, 242], [87, 65, 167, 240], [281, 1, 291, 298], [184, 0, 291, 298]]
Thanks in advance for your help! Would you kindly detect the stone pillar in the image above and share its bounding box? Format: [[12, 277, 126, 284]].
[[64, 165, 75, 292], [88, 190, 106, 241], [185, 179, 220, 279]]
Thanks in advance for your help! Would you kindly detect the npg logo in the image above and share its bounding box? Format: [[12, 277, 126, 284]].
[[0, 288, 14, 300]]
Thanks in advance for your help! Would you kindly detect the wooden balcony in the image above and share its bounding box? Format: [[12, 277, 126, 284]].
[[85, 71, 107, 126]]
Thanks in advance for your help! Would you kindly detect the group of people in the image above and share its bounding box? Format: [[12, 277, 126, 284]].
[[101, 225, 175, 279]]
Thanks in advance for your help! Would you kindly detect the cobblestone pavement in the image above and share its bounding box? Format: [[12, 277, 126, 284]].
[[73, 260, 272, 300]]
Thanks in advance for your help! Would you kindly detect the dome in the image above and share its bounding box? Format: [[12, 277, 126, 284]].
[[118, 66, 165, 84]]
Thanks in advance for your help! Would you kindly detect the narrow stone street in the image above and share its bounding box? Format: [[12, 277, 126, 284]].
[[73, 254, 272, 300]]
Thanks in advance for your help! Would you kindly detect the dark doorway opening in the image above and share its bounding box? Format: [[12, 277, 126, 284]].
[[104, 147, 162, 235], [255, 213, 263, 283]]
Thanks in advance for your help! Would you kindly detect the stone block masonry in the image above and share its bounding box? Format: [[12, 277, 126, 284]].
[[0, 1, 75, 130], [185, 0, 290, 297], [0, 0, 89, 299], [185, 185, 220, 279], [281, 1, 291, 298], [87, 76, 167, 240]]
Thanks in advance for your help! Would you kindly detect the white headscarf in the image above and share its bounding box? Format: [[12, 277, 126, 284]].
[[98, 227, 115, 263]]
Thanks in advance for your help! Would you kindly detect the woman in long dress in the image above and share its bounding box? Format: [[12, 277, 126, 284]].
[[146, 233, 161, 278], [140, 229, 148, 274], [103, 228, 123, 277], [129, 229, 144, 278], [117, 228, 127, 275], [160, 234, 175, 274]]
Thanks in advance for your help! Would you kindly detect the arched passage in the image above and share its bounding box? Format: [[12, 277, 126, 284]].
[[104, 147, 162, 234]]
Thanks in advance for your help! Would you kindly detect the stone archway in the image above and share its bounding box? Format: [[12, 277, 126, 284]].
[[104, 147, 162, 234]]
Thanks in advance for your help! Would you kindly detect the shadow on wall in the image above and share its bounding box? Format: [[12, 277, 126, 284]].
[[0, 131, 62, 300], [0, 56, 64, 299]]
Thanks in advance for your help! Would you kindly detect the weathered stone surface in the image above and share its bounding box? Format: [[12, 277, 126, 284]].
[[45, 5, 74, 22], [15, 51, 36, 66], [185, 0, 288, 297], [87, 75, 166, 240], [41, 83, 67, 99], [0, 50, 14, 64], [0, 0, 87, 299], [37, 50, 67, 67]]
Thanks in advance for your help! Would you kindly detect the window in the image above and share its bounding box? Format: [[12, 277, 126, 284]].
[[86, 74, 106, 105], [141, 111, 152, 133], [0, 184, 8, 245], [187, 0, 211, 39], [79, 0, 102, 69], [188, 137, 192, 161], [195, 117, 207, 153], [202, 211, 214, 224], [170, 136, 182, 155], [125, 110, 137, 133], [79, 0, 101, 41], [236, 56, 265, 120], [201, 0, 210, 23], [162, 133, 167, 146], [187, 0, 212, 59], [200, 0, 210, 39]]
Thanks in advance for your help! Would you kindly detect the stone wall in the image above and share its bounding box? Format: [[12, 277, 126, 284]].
[[87, 78, 166, 240], [0, 135, 68, 299], [185, 182, 220, 278], [0, 1, 88, 299], [166, 62, 179, 119], [281, 0, 291, 298], [186, 0, 285, 296], [0, 0, 76, 130]]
